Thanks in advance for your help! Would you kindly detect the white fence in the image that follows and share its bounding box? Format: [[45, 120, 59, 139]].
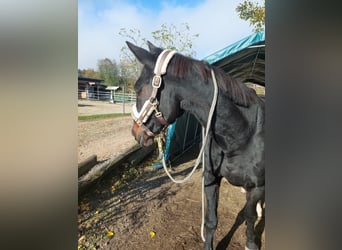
[[78, 89, 136, 103]]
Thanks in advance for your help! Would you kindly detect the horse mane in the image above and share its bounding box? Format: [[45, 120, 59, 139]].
[[170, 53, 257, 107]]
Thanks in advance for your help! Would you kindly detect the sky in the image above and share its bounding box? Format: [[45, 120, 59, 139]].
[[78, 0, 257, 69]]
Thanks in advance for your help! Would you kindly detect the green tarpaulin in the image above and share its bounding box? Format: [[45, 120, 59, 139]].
[[165, 32, 265, 163], [203, 31, 265, 86]]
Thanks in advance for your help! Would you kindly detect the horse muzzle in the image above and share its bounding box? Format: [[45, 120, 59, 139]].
[[131, 121, 155, 147]]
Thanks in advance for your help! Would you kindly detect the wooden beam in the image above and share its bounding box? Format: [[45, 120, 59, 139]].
[[78, 143, 155, 196], [78, 154, 97, 178]]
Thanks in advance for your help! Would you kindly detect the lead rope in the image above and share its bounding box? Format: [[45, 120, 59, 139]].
[[200, 127, 206, 242], [158, 69, 218, 242]]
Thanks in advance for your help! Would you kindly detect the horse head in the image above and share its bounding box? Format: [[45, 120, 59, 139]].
[[126, 41, 183, 146]]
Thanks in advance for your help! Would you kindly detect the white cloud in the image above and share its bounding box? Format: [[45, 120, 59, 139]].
[[78, 0, 254, 69]]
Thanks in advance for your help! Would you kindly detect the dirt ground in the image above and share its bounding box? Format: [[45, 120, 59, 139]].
[[78, 100, 265, 250], [78, 100, 135, 163]]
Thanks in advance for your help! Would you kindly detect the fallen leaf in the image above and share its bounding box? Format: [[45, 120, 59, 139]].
[[107, 231, 115, 237], [78, 235, 86, 242], [149, 231, 156, 238]]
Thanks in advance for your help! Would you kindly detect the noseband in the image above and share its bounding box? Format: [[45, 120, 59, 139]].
[[131, 49, 177, 136]]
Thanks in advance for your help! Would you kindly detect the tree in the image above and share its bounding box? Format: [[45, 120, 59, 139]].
[[118, 28, 145, 84], [97, 58, 120, 86], [78, 68, 100, 79], [119, 22, 199, 92], [150, 23, 199, 57], [236, 0, 265, 32]]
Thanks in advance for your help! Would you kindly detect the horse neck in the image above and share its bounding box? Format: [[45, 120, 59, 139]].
[[178, 76, 257, 152]]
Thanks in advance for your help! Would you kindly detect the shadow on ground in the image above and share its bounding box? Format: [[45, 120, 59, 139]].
[[78, 146, 265, 250], [78, 104, 94, 107]]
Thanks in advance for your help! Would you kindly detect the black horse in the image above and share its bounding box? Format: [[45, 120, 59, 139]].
[[127, 41, 265, 250]]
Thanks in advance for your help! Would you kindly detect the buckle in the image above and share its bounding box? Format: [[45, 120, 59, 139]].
[[152, 75, 162, 88], [149, 97, 158, 106]]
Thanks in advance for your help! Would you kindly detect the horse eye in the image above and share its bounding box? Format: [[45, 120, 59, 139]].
[[134, 83, 141, 93]]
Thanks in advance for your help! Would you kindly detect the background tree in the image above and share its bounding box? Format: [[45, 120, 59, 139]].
[[118, 28, 146, 89], [119, 23, 199, 92], [78, 68, 100, 79], [236, 0, 265, 32], [150, 23, 199, 57], [97, 58, 120, 86]]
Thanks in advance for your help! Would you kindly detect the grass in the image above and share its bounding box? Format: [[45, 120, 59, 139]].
[[78, 113, 130, 121]]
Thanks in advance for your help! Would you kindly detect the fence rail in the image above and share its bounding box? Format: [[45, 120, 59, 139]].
[[78, 89, 136, 103]]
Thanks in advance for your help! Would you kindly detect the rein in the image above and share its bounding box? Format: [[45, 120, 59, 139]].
[[157, 69, 219, 242], [158, 69, 218, 184], [131, 49, 219, 243]]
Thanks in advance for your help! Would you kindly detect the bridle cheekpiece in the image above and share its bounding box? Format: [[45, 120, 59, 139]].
[[131, 49, 177, 136]]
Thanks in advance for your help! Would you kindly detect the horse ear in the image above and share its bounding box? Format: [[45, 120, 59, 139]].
[[147, 41, 162, 54], [126, 41, 155, 69]]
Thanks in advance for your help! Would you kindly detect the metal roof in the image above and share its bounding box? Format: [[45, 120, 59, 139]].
[[106, 86, 120, 91], [203, 32, 265, 86]]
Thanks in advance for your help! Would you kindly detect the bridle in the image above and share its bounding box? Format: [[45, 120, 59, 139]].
[[131, 49, 177, 136]]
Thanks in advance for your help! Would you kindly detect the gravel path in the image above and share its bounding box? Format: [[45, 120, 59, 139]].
[[78, 100, 136, 164]]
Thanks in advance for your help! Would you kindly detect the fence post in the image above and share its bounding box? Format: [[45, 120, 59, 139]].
[[122, 84, 126, 114]]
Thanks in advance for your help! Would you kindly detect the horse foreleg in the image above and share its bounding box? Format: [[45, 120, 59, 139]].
[[203, 171, 221, 250], [245, 186, 264, 250]]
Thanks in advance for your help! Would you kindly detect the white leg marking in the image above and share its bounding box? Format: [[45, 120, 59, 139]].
[[256, 201, 263, 218], [246, 244, 259, 250]]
